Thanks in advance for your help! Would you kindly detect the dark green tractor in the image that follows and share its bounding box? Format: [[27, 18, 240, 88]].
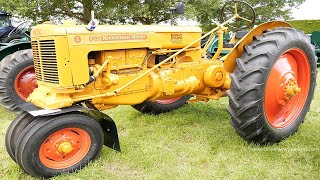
[[0, 12, 34, 113], [311, 31, 320, 63], [0, 12, 30, 43]]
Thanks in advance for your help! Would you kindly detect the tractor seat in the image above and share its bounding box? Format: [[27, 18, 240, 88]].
[[223, 43, 235, 48], [235, 30, 249, 39], [222, 30, 249, 49]]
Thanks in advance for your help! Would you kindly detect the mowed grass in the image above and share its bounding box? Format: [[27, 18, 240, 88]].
[[1, 74, 320, 179]]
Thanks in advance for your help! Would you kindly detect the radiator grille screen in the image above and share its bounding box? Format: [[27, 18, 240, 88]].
[[31, 40, 59, 84]]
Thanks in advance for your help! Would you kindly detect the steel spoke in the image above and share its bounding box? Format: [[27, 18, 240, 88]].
[[239, 16, 252, 22]]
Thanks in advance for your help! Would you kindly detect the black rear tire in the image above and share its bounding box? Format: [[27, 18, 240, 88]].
[[14, 112, 104, 178], [227, 28, 317, 144], [0, 54, 11, 77], [0, 49, 34, 113], [132, 96, 191, 115]]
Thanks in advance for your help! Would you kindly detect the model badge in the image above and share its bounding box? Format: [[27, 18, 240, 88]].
[[171, 33, 183, 44], [89, 34, 147, 42], [74, 36, 81, 43]]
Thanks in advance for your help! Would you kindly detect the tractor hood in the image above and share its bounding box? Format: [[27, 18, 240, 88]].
[[31, 22, 202, 37], [31, 22, 202, 51]]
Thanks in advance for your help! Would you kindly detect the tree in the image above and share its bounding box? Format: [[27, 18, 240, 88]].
[[188, 0, 306, 31], [0, 0, 179, 24], [247, 0, 305, 22], [0, 0, 306, 30]]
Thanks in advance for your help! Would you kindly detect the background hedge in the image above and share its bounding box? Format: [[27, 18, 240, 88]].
[[288, 20, 320, 34]]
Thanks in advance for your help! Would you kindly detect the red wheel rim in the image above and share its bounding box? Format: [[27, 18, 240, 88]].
[[39, 128, 91, 169], [264, 48, 310, 129], [156, 97, 182, 104], [14, 66, 37, 100]]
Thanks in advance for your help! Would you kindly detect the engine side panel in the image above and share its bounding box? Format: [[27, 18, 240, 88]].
[[31, 24, 202, 86]]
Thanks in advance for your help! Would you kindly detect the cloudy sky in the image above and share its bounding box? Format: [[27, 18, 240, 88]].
[[292, 0, 320, 20]]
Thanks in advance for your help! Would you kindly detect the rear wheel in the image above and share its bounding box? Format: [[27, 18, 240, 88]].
[[227, 28, 317, 144], [0, 49, 37, 112], [132, 96, 191, 115], [14, 112, 104, 178]]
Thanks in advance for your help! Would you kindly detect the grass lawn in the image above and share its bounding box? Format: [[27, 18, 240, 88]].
[[1, 73, 320, 179]]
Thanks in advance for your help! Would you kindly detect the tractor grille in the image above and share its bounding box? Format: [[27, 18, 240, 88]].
[[31, 40, 59, 84]]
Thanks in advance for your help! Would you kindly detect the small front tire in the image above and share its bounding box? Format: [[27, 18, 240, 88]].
[[14, 112, 104, 178], [5, 112, 35, 162]]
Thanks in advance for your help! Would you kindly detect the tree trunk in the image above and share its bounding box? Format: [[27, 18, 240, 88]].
[[82, 0, 93, 24], [63, 0, 91, 24]]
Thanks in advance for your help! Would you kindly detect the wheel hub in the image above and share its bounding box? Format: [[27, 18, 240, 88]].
[[39, 128, 91, 169], [14, 66, 38, 100], [284, 79, 301, 100], [264, 48, 311, 129], [57, 142, 73, 154]]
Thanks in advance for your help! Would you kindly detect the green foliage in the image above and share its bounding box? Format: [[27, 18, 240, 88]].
[[0, 0, 306, 28], [247, 0, 305, 22], [102, 0, 175, 24], [288, 20, 320, 34], [184, 0, 222, 31], [0, 0, 181, 24], [199, 0, 306, 32]]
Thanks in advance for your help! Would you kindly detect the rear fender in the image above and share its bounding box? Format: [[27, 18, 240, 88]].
[[223, 21, 292, 73]]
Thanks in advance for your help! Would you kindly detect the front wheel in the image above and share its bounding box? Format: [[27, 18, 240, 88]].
[[14, 112, 104, 178], [5, 112, 35, 162], [227, 28, 317, 144]]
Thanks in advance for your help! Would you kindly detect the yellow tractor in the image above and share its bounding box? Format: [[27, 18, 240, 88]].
[[4, 1, 317, 178]]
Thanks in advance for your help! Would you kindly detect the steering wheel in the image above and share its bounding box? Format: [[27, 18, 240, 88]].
[[220, 0, 256, 30], [8, 21, 30, 37]]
